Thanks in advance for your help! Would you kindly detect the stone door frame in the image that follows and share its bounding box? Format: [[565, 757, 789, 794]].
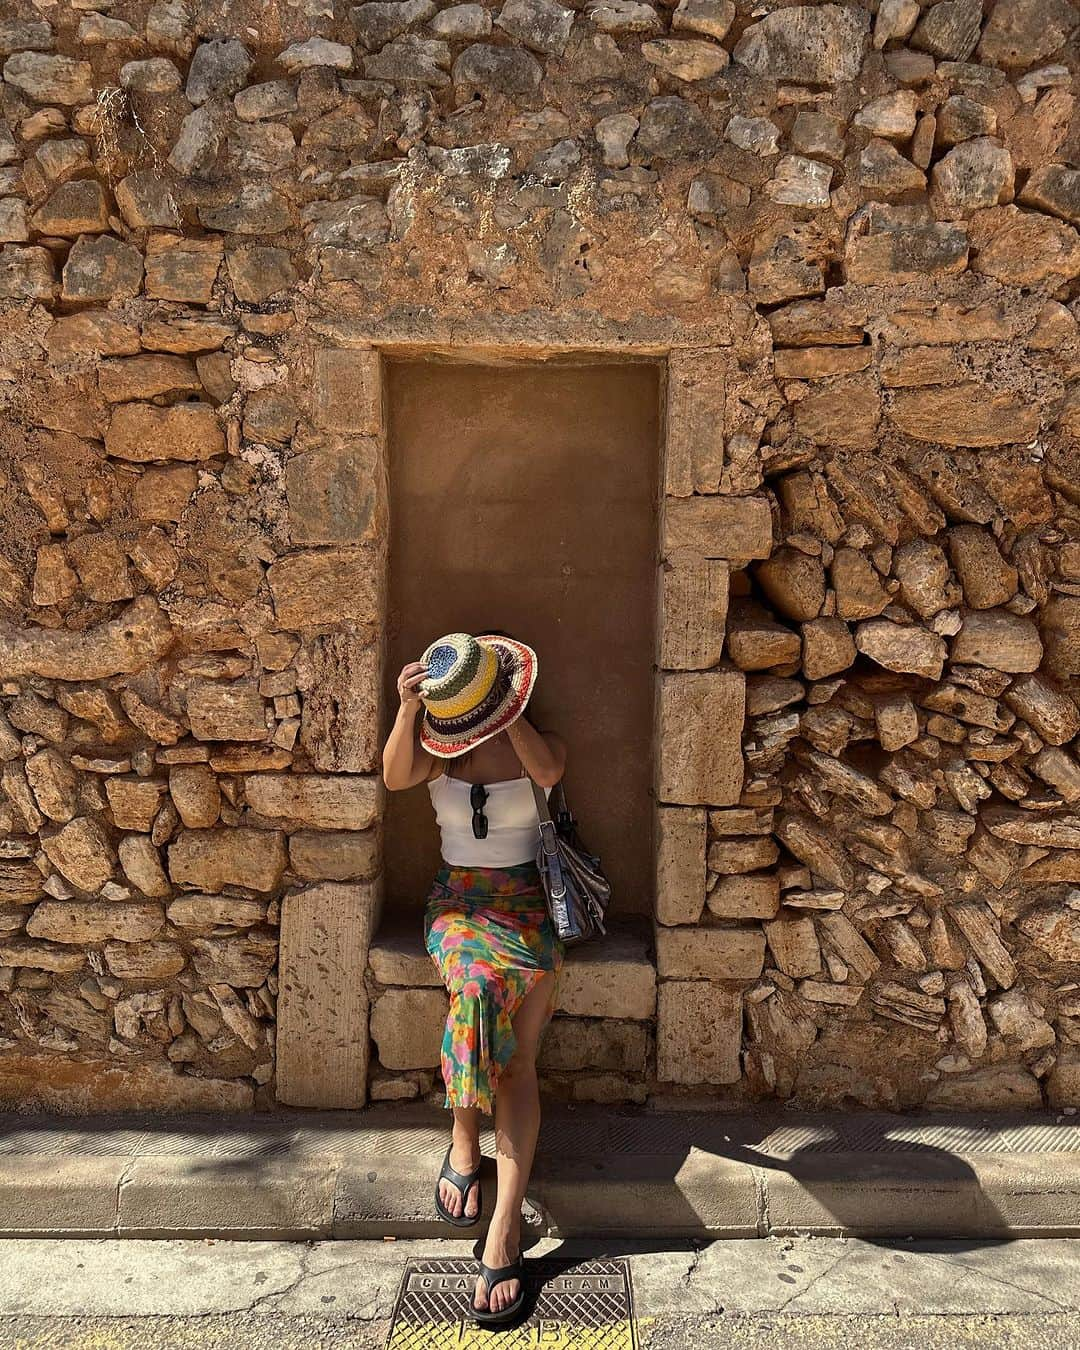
[[276, 320, 748, 1108]]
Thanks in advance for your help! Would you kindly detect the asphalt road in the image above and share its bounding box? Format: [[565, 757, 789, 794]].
[[1, 1311, 1079, 1349]]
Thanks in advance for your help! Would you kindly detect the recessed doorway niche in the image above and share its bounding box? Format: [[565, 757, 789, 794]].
[[383, 357, 661, 917]]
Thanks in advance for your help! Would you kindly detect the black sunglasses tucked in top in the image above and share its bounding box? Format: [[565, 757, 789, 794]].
[[470, 783, 488, 839]]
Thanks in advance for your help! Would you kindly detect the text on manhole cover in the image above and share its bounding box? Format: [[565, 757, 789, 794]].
[[386, 1256, 637, 1349]]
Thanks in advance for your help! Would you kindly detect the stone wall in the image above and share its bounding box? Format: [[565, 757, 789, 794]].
[[0, 0, 1077, 1112]]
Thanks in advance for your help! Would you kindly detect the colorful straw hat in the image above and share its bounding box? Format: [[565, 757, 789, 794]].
[[418, 632, 538, 758]]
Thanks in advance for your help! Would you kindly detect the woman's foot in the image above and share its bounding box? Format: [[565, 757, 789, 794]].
[[473, 1220, 521, 1314], [438, 1138, 481, 1220]]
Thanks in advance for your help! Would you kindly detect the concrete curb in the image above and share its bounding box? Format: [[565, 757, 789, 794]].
[[3, 1148, 1080, 1240]]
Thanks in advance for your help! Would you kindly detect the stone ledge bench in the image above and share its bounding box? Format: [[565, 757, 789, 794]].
[[366, 916, 656, 1104]]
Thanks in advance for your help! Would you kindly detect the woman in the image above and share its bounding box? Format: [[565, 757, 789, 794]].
[[381, 630, 566, 1326]]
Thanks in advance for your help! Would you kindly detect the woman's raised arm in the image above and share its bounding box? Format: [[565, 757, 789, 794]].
[[382, 660, 436, 790], [505, 716, 565, 789]]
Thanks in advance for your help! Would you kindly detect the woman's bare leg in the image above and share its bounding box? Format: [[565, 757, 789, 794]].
[[438, 1106, 482, 1219], [472, 971, 555, 1314]]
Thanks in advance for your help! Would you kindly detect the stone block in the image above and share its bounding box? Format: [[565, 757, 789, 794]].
[[556, 930, 656, 1019], [658, 671, 744, 805], [243, 389, 298, 446], [1019, 162, 1080, 227], [47, 311, 141, 359], [312, 348, 380, 434], [245, 773, 380, 830], [167, 895, 266, 928], [658, 558, 729, 670], [0, 1055, 253, 1113], [855, 619, 945, 679], [795, 376, 881, 448], [41, 817, 115, 893], [764, 909, 822, 978], [67, 535, 133, 604], [167, 827, 287, 893], [100, 356, 202, 406], [663, 496, 772, 562], [539, 1017, 648, 1073], [1047, 1050, 1080, 1108], [26, 901, 164, 944], [656, 981, 741, 1084], [190, 933, 276, 986], [277, 881, 380, 1108], [845, 210, 968, 284], [143, 315, 234, 356], [25, 747, 78, 822], [297, 632, 380, 772], [3, 52, 94, 104], [757, 548, 826, 623], [707, 873, 780, 920], [132, 465, 198, 523], [289, 829, 380, 881], [801, 617, 857, 680], [1042, 596, 1080, 680], [569, 1073, 648, 1105], [187, 680, 267, 742], [890, 383, 1039, 448], [286, 438, 383, 545], [118, 835, 171, 898], [709, 807, 775, 834], [369, 987, 447, 1070], [226, 245, 298, 302], [104, 940, 186, 979], [199, 186, 294, 236], [144, 234, 223, 303], [267, 545, 381, 632], [951, 608, 1043, 673], [450, 42, 539, 94], [817, 910, 880, 982], [105, 403, 225, 463], [168, 765, 221, 829], [0, 244, 56, 301], [733, 5, 868, 85], [1017, 901, 1080, 963], [665, 349, 726, 495], [656, 924, 765, 979], [0, 941, 84, 972], [969, 205, 1080, 287], [115, 170, 180, 230], [368, 918, 442, 986], [1003, 673, 1080, 746], [31, 179, 109, 237], [707, 836, 779, 874], [925, 1064, 1041, 1110], [655, 806, 706, 926]]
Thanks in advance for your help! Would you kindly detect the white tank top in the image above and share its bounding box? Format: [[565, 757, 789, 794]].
[[427, 771, 552, 868]]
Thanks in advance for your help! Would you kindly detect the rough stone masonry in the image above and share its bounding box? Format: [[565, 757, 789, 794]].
[[0, 0, 1076, 1115]]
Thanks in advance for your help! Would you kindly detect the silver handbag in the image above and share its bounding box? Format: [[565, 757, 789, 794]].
[[529, 777, 611, 947]]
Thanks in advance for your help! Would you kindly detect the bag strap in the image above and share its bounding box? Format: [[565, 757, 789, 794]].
[[529, 774, 554, 826], [529, 774, 567, 902]]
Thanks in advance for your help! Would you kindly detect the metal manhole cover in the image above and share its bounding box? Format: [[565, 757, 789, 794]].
[[386, 1257, 637, 1349]]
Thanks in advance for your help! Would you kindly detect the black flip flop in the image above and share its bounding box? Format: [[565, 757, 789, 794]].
[[468, 1253, 526, 1326], [434, 1145, 482, 1227]]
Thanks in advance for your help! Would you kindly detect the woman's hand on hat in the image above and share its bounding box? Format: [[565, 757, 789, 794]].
[[397, 661, 429, 710]]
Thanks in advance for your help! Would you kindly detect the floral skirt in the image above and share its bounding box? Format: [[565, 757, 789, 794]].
[[423, 861, 565, 1115]]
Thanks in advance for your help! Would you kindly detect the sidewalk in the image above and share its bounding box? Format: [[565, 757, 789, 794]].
[[2, 1235, 1080, 1348], [3, 1102, 1080, 1240]]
